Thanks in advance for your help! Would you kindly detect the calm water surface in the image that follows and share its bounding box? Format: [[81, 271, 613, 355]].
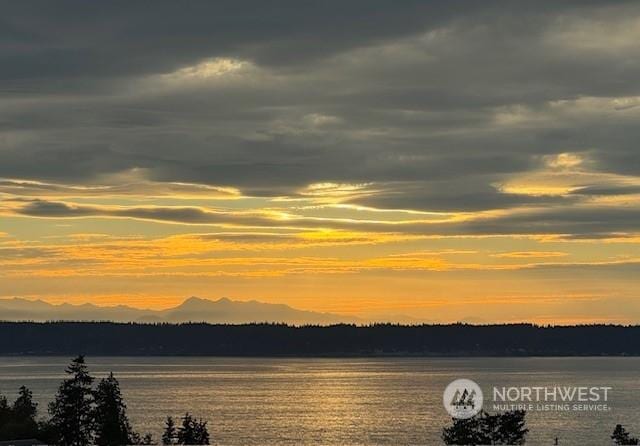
[[0, 357, 638, 445]]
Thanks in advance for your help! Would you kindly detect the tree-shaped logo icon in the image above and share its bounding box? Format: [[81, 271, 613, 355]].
[[444, 379, 483, 419]]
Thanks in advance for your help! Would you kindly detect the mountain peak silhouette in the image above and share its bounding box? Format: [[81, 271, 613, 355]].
[[0, 296, 363, 325], [179, 296, 214, 307]]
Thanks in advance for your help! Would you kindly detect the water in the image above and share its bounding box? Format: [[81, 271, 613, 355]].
[[0, 357, 637, 445]]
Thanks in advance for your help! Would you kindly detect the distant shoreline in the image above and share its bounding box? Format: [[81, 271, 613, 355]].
[[2, 321, 640, 357], [1, 353, 640, 358]]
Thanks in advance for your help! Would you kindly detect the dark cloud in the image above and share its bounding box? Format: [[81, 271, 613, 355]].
[[0, 1, 470, 81], [17, 200, 265, 226], [1, 0, 639, 231], [570, 184, 640, 196], [345, 179, 577, 212], [13, 199, 640, 239], [556, 233, 638, 241], [19, 200, 95, 218], [456, 207, 640, 236], [0, 178, 238, 198]]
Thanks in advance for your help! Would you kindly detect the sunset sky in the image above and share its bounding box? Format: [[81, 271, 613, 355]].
[[1, 1, 639, 323]]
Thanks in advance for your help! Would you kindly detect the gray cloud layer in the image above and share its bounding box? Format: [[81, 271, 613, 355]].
[[12, 199, 640, 238], [1, 1, 639, 235]]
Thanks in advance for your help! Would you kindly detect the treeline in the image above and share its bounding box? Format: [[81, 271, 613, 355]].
[[1, 322, 640, 355], [0, 356, 210, 445], [441, 410, 639, 445]]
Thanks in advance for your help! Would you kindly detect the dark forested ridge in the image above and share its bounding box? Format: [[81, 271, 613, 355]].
[[1, 322, 640, 356]]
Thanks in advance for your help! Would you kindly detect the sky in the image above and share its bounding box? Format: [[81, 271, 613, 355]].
[[1, 1, 639, 323]]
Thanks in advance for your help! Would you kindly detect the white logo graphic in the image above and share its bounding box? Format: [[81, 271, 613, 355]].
[[443, 379, 483, 419]]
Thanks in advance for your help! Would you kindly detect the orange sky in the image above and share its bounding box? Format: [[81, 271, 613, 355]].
[[1, 166, 639, 323], [1, 2, 640, 323]]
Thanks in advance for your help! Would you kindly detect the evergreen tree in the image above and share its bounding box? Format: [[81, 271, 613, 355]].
[[442, 410, 528, 445], [485, 410, 529, 445], [0, 387, 41, 441], [442, 413, 486, 445], [48, 355, 95, 446], [10, 386, 39, 439], [177, 413, 196, 445], [93, 372, 138, 446], [612, 424, 639, 445], [0, 394, 12, 440], [177, 413, 210, 445], [0, 394, 9, 423], [13, 386, 38, 420], [162, 416, 177, 445], [193, 419, 210, 445]]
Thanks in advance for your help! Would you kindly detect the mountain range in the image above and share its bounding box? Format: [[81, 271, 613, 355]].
[[0, 296, 364, 325]]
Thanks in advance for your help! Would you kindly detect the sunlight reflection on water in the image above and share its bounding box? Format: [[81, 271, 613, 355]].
[[0, 357, 638, 445]]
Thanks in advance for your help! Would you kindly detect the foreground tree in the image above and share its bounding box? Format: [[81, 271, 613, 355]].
[[612, 424, 639, 445], [177, 413, 210, 445], [488, 410, 529, 444], [48, 355, 95, 446], [162, 416, 177, 445], [0, 396, 9, 430], [0, 387, 42, 441], [11, 386, 39, 438], [442, 410, 528, 445], [93, 372, 139, 446], [13, 386, 38, 420], [192, 418, 210, 445], [0, 357, 168, 444]]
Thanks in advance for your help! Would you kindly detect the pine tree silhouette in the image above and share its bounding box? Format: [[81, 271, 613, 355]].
[[48, 355, 95, 446], [177, 413, 210, 445], [442, 410, 528, 445], [612, 424, 639, 445], [13, 386, 38, 420], [0, 386, 41, 440], [93, 372, 140, 446], [162, 416, 177, 445]]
